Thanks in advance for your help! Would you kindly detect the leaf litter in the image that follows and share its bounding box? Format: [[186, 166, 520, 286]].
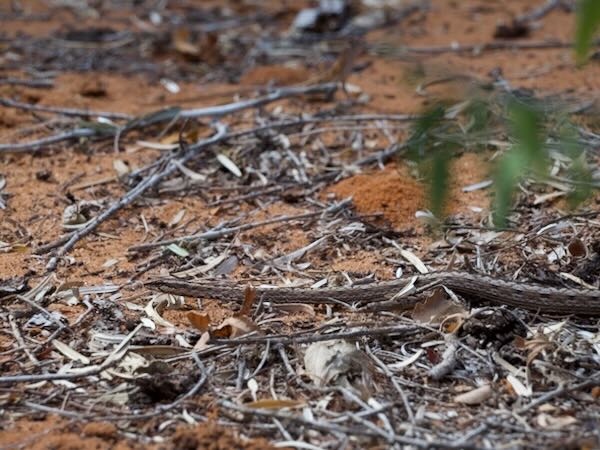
[[0, 1, 599, 449]]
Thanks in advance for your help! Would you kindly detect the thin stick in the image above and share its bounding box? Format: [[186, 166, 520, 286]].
[[15, 294, 72, 334], [516, 0, 562, 23], [372, 39, 596, 57], [207, 185, 286, 206], [179, 83, 337, 119], [129, 198, 350, 252], [97, 353, 211, 421], [208, 324, 421, 347], [219, 400, 480, 449], [0, 78, 54, 88], [34, 232, 74, 255], [40, 113, 410, 264], [364, 343, 415, 424], [44, 124, 228, 269], [516, 374, 600, 414], [1, 111, 411, 154], [0, 83, 338, 153], [464, 373, 600, 443], [0, 97, 133, 120], [8, 314, 39, 366], [0, 323, 142, 384], [0, 128, 97, 153]]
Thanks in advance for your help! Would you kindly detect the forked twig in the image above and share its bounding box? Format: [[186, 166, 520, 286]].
[[43, 124, 228, 270], [0, 323, 143, 384], [128, 198, 351, 252], [0, 83, 337, 152]]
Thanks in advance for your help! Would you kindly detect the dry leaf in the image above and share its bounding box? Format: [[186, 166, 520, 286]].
[[442, 316, 464, 333], [160, 78, 179, 93], [388, 276, 417, 302], [188, 311, 210, 332], [116, 352, 150, 377], [128, 345, 188, 357], [303, 340, 372, 388], [168, 209, 186, 227], [10, 244, 29, 253], [454, 384, 492, 405], [513, 335, 527, 349], [193, 331, 210, 351], [239, 285, 256, 317], [213, 316, 257, 339], [272, 237, 327, 268], [140, 317, 156, 330], [426, 348, 440, 364], [533, 191, 565, 205], [112, 159, 130, 176], [216, 153, 242, 177], [559, 272, 596, 289], [202, 32, 223, 64], [213, 255, 238, 276], [245, 399, 304, 409], [501, 377, 516, 396], [517, 335, 553, 366], [62, 201, 101, 228], [174, 160, 206, 182], [505, 374, 532, 397], [62, 205, 87, 226], [172, 28, 199, 56], [175, 334, 192, 348], [144, 294, 177, 328], [567, 239, 587, 258], [166, 243, 189, 258], [388, 349, 423, 370], [248, 378, 258, 401], [399, 248, 428, 274], [102, 258, 119, 268], [52, 340, 90, 364], [173, 253, 228, 278], [135, 140, 178, 150], [412, 288, 467, 325], [159, 132, 181, 145], [537, 404, 557, 413], [536, 413, 577, 430]]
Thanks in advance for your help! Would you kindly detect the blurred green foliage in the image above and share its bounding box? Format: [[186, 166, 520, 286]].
[[405, 106, 456, 219], [576, 0, 600, 64], [407, 94, 593, 228], [409, 2, 600, 228], [492, 99, 548, 227]]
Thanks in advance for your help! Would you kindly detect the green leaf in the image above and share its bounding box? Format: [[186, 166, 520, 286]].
[[406, 105, 446, 160], [464, 98, 491, 133], [490, 98, 551, 226], [123, 106, 182, 131], [428, 148, 451, 218], [567, 155, 593, 208], [404, 105, 454, 220], [556, 118, 594, 208], [77, 121, 118, 135], [166, 243, 190, 257], [575, 0, 600, 64], [508, 99, 547, 172], [492, 149, 528, 227]]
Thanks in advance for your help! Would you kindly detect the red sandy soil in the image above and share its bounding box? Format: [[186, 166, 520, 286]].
[[1, 0, 598, 447], [0, 416, 277, 450]]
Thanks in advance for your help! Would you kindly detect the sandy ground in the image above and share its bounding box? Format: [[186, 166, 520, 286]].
[[1, 0, 599, 448]]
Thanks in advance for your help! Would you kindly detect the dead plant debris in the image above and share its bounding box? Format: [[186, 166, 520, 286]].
[[0, 1, 599, 449]]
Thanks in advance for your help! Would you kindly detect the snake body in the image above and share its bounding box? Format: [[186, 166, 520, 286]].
[[147, 271, 600, 316]]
